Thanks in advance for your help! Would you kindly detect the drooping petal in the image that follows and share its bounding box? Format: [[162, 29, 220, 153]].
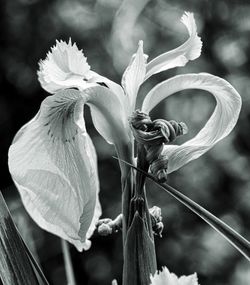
[[150, 266, 199, 285], [145, 12, 202, 80], [38, 39, 92, 93], [8, 87, 128, 251], [142, 73, 241, 173], [122, 41, 147, 112]]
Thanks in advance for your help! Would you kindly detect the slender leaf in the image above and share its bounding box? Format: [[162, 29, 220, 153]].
[[19, 233, 50, 285], [114, 157, 250, 261], [0, 191, 39, 285]]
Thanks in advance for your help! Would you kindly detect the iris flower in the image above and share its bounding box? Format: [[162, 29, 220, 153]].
[[8, 12, 241, 251]]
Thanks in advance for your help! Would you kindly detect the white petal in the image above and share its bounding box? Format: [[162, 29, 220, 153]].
[[8, 87, 128, 250], [150, 267, 199, 285], [121, 41, 146, 111], [145, 12, 202, 80], [178, 274, 199, 285], [142, 73, 241, 173], [9, 91, 99, 251], [85, 85, 130, 146], [38, 39, 92, 93], [87, 70, 128, 112]]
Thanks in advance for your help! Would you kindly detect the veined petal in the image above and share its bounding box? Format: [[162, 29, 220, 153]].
[[150, 266, 199, 285], [142, 73, 241, 173], [8, 87, 128, 251], [38, 39, 92, 93], [85, 85, 130, 146], [122, 41, 146, 112], [145, 12, 202, 80]]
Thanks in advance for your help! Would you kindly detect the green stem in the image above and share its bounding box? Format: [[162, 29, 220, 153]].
[[117, 144, 157, 285], [116, 142, 134, 242], [61, 239, 76, 285]]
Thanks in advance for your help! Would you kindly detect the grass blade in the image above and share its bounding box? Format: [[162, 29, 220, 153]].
[[114, 157, 250, 261], [0, 191, 40, 285], [19, 233, 50, 285]]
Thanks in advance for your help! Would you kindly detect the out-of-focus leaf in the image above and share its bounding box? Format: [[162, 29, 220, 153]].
[[0, 191, 39, 285]]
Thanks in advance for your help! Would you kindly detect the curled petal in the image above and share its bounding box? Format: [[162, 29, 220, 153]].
[[142, 73, 241, 173], [38, 39, 128, 110], [122, 41, 147, 111], [150, 266, 199, 285], [38, 39, 92, 93], [145, 12, 202, 80], [8, 87, 128, 250]]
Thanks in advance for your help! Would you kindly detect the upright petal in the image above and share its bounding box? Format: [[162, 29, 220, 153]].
[[38, 39, 92, 93], [150, 266, 199, 285], [145, 12, 202, 80], [87, 70, 128, 110], [122, 41, 147, 112], [8, 87, 128, 251], [85, 85, 130, 146], [142, 73, 241, 173]]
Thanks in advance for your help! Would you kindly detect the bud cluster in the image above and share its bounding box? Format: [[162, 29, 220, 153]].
[[149, 206, 164, 237], [129, 110, 188, 182]]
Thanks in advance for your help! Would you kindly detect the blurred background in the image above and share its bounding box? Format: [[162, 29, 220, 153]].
[[1, 0, 250, 284]]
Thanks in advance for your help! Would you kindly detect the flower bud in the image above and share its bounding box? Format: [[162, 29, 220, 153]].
[[97, 223, 112, 236]]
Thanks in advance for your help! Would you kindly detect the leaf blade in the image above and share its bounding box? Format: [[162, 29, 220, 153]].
[[0, 191, 40, 285], [115, 157, 250, 261]]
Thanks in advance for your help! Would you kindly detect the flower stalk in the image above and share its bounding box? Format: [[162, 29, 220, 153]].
[[121, 110, 189, 285], [61, 240, 76, 285], [115, 139, 153, 285], [122, 144, 157, 285]]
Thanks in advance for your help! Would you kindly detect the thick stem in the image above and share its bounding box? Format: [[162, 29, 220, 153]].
[[134, 145, 154, 239], [116, 141, 134, 242], [118, 143, 157, 285]]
